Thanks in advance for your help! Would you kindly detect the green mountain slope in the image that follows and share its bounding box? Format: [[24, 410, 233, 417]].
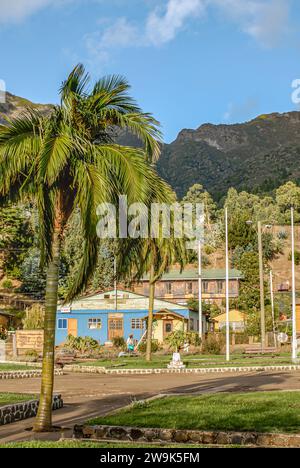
[[158, 112, 300, 199], [1, 93, 300, 200]]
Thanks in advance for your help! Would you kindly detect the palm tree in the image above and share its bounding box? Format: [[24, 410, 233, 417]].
[[144, 237, 187, 362], [0, 65, 165, 432]]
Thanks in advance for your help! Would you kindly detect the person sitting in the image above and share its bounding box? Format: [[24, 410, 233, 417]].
[[127, 334, 135, 353]]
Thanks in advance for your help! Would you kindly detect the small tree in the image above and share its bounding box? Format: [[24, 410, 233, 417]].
[[166, 330, 187, 353], [22, 304, 45, 330]]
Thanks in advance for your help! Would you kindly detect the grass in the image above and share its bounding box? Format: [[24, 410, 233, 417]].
[[75, 353, 294, 370], [0, 363, 39, 372], [87, 392, 300, 434], [0, 393, 37, 407], [0, 441, 239, 448]]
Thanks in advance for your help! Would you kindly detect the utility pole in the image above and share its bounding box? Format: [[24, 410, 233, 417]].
[[258, 221, 266, 351], [291, 207, 297, 362], [198, 239, 203, 340], [114, 258, 118, 313], [269, 270, 277, 348], [225, 207, 230, 362]]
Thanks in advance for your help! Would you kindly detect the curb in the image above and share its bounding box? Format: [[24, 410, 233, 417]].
[[0, 395, 63, 426], [0, 369, 64, 380], [73, 425, 300, 448], [74, 424, 300, 448], [64, 364, 300, 375]]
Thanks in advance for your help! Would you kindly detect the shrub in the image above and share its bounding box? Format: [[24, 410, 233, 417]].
[[22, 304, 44, 330], [289, 250, 300, 266], [138, 340, 160, 354], [278, 230, 288, 240], [65, 335, 100, 354], [25, 349, 39, 361], [2, 279, 13, 290], [202, 334, 224, 355], [0, 327, 7, 341], [165, 330, 186, 353], [112, 336, 126, 350], [165, 330, 202, 353]]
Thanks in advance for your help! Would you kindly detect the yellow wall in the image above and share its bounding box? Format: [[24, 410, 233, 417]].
[[214, 310, 246, 331], [296, 305, 300, 334], [152, 318, 187, 343]]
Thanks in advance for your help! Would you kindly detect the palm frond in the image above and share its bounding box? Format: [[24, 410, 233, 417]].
[[65, 161, 101, 301], [60, 63, 90, 105], [0, 111, 42, 196], [96, 110, 162, 162]]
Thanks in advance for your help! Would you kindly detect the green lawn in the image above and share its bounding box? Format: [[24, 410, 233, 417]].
[[0, 364, 39, 372], [75, 353, 294, 370], [0, 393, 37, 407], [88, 392, 300, 434]]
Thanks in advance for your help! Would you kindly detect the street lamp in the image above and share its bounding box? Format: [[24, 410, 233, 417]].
[[291, 207, 298, 362], [225, 207, 230, 362], [246, 220, 272, 351], [198, 239, 203, 340]]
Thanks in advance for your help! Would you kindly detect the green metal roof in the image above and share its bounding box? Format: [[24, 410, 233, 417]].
[[142, 269, 243, 281]]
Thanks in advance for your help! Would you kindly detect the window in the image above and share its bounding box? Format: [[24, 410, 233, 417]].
[[58, 318, 68, 330], [203, 281, 209, 293], [109, 319, 123, 330], [186, 282, 193, 294], [88, 318, 102, 330], [190, 318, 194, 331], [131, 319, 143, 330], [217, 281, 224, 294], [165, 282, 172, 294], [165, 323, 172, 333]]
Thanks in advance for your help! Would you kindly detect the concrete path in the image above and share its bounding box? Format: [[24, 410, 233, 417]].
[[0, 370, 299, 444]]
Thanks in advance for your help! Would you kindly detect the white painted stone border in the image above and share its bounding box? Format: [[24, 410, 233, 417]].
[[65, 364, 300, 375], [0, 369, 64, 380]]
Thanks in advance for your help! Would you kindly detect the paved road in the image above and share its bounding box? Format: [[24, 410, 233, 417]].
[[0, 370, 299, 443]]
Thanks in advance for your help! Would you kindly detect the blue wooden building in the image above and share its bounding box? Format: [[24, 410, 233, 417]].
[[56, 289, 203, 346]]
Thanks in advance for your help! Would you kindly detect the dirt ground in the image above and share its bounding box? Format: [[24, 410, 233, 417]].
[[0, 369, 299, 444]]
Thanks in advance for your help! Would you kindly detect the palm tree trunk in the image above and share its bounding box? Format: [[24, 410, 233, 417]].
[[146, 264, 155, 362], [33, 221, 62, 432]]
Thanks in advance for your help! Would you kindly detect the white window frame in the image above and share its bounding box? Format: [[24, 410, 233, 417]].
[[58, 318, 68, 330], [88, 318, 102, 330]]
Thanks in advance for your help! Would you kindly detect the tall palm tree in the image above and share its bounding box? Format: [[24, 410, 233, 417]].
[[0, 65, 166, 432], [143, 237, 187, 362]]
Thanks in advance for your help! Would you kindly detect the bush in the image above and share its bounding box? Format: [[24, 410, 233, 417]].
[[65, 335, 100, 354], [22, 304, 44, 330], [278, 230, 288, 240], [202, 334, 225, 355], [25, 349, 39, 361], [289, 250, 300, 266], [138, 340, 160, 354], [2, 279, 13, 290], [165, 330, 202, 353], [112, 336, 126, 350], [0, 327, 7, 341]]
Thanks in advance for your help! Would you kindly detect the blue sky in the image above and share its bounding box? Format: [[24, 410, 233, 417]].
[[0, 0, 300, 142]]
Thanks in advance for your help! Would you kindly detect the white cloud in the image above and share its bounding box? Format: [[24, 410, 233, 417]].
[[145, 0, 206, 46], [0, 0, 73, 24], [87, 0, 291, 60], [83, 17, 141, 70], [211, 0, 290, 48]]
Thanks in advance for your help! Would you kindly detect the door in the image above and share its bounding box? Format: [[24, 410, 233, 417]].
[[68, 319, 78, 337], [163, 321, 173, 339], [108, 318, 124, 341]]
